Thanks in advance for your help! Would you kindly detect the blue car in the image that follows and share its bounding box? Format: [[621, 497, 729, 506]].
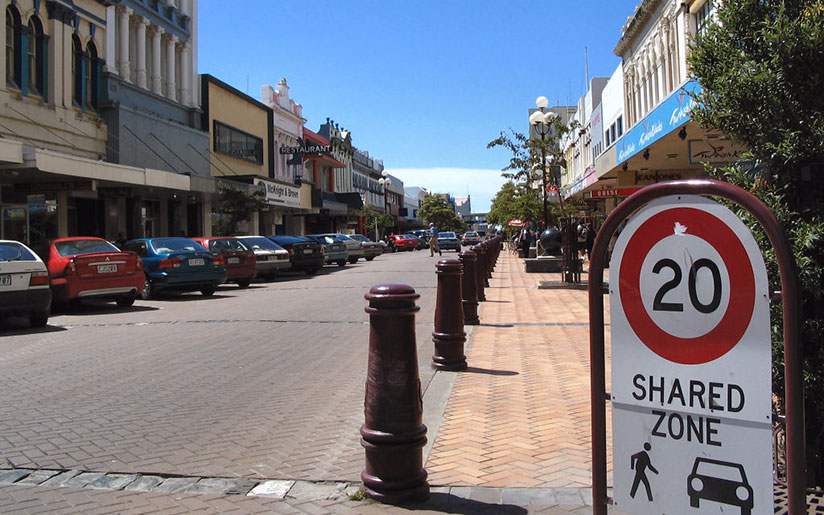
[[122, 237, 227, 298]]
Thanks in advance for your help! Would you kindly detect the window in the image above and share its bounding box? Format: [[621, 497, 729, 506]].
[[695, 0, 714, 35], [213, 121, 263, 164], [72, 34, 84, 107], [5, 6, 21, 88], [617, 116, 623, 137], [86, 42, 99, 111]]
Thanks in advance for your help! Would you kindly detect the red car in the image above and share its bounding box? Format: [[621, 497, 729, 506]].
[[34, 237, 146, 307], [191, 237, 256, 288], [387, 234, 418, 252]]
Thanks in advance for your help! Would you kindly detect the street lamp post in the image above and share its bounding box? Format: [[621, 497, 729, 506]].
[[529, 96, 558, 228], [378, 171, 393, 236]]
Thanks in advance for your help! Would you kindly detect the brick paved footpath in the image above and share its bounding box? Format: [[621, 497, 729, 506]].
[[0, 250, 620, 513]]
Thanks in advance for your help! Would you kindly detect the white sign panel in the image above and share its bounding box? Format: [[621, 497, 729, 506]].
[[610, 195, 772, 514], [254, 178, 301, 209]]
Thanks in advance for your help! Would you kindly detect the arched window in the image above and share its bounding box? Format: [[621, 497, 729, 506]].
[[5, 6, 21, 88], [72, 34, 84, 107], [86, 42, 98, 111], [27, 16, 45, 97]]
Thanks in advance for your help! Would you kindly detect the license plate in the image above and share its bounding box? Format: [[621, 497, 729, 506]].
[[0, 275, 10, 286], [228, 257, 240, 264], [303, 249, 313, 254], [97, 264, 118, 274], [189, 258, 205, 266]]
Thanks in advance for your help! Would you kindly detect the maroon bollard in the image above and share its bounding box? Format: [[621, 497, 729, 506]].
[[432, 259, 467, 370], [479, 244, 491, 285], [483, 241, 493, 279], [459, 250, 480, 325], [472, 245, 487, 301], [361, 284, 429, 504]]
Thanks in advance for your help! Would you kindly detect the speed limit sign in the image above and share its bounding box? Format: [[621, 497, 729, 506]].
[[610, 195, 773, 513]]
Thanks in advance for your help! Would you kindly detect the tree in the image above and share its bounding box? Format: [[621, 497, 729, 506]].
[[359, 205, 394, 240], [487, 114, 576, 227], [213, 184, 267, 236], [689, 0, 824, 484], [487, 181, 540, 232], [418, 194, 466, 233]]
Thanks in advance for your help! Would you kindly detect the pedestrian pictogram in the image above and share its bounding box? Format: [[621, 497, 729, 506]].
[[629, 443, 658, 501], [609, 195, 773, 513]]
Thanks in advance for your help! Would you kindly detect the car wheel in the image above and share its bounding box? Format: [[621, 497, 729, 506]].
[[366, 256, 375, 261], [305, 268, 318, 276], [337, 260, 346, 267], [116, 295, 135, 308], [29, 312, 48, 328], [237, 279, 251, 289], [348, 257, 358, 264], [201, 285, 216, 296], [141, 280, 154, 300]]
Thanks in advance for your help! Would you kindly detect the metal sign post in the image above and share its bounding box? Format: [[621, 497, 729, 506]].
[[588, 180, 804, 514]]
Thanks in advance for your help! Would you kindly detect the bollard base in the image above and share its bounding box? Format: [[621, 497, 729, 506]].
[[431, 355, 467, 371], [362, 471, 430, 505]]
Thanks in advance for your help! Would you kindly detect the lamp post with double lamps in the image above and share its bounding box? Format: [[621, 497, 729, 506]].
[[378, 171, 393, 235], [529, 96, 560, 228]]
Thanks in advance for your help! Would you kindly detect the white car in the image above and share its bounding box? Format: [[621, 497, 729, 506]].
[[236, 236, 291, 280], [0, 240, 51, 327]]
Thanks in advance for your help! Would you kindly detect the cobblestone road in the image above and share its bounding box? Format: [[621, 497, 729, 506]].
[[0, 249, 445, 482]]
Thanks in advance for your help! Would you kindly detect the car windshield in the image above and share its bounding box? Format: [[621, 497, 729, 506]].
[[464, 232, 478, 238], [239, 237, 284, 251], [0, 242, 36, 261], [350, 234, 370, 242], [335, 234, 354, 241], [150, 238, 207, 254], [316, 236, 339, 244], [438, 232, 456, 238], [55, 239, 120, 257], [208, 238, 246, 251], [693, 460, 745, 482]]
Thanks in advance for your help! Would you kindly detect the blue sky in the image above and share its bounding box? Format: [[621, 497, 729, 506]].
[[198, 1, 640, 212]]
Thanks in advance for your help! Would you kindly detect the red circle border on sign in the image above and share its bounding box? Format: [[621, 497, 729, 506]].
[[619, 207, 756, 364]]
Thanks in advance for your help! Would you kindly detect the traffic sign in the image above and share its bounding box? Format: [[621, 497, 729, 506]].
[[609, 195, 772, 514]]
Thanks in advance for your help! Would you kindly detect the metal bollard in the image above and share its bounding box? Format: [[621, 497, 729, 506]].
[[432, 259, 467, 370], [472, 245, 487, 301], [459, 249, 480, 325], [478, 244, 491, 286], [361, 284, 430, 504]]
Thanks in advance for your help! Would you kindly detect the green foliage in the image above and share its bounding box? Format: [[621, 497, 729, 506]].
[[689, 0, 824, 484], [359, 205, 394, 236], [418, 194, 466, 233], [213, 185, 267, 236], [487, 181, 540, 229]]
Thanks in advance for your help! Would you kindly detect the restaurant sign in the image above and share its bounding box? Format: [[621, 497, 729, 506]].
[[279, 137, 332, 166]]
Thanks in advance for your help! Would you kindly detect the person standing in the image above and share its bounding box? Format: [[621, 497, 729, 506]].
[[429, 222, 441, 257], [518, 221, 532, 257]]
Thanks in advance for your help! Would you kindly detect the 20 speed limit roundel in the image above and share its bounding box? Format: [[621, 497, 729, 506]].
[[619, 207, 756, 364]]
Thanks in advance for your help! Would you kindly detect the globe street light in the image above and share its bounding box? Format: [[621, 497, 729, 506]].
[[530, 97, 559, 227]]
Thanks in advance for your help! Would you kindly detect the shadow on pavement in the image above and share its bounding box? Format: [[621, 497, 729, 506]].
[[52, 303, 160, 316], [408, 493, 528, 514], [0, 319, 68, 334], [478, 323, 514, 328], [462, 367, 519, 376], [481, 299, 510, 303]]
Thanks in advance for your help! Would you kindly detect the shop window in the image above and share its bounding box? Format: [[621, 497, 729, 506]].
[[213, 121, 263, 164], [695, 0, 715, 36], [5, 6, 21, 88]]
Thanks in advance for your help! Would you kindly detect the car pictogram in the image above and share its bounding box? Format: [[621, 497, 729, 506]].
[[687, 457, 753, 514]]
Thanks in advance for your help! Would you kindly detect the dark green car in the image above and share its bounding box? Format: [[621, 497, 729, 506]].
[[306, 234, 349, 267]]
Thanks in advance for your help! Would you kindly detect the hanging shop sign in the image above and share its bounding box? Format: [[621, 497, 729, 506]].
[[616, 81, 701, 165], [688, 139, 748, 165], [253, 178, 301, 209], [14, 180, 96, 193], [589, 187, 642, 198], [609, 194, 772, 513], [280, 137, 332, 166]]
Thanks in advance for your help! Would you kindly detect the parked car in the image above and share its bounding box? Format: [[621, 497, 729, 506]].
[[192, 237, 256, 288], [306, 234, 349, 267], [236, 236, 290, 279], [437, 232, 461, 252], [477, 230, 488, 241], [34, 237, 145, 307], [0, 240, 51, 327], [268, 235, 324, 275], [122, 237, 226, 298], [462, 231, 481, 246], [386, 234, 418, 252], [404, 233, 426, 250], [407, 229, 430, 248], [315, 233, 363, 263], [348, 234, 381, 261]]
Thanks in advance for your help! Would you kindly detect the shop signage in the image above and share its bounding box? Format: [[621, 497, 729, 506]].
[[280, 137, 331, 166], [2, 207, 26, 220], [253, 178, 301, 209], [616, 81, 701, 165], [609, 195, 772, 513], [688, 139, 747, 165], [14, 180, 96, 193], [99, 187, 134, 198], [590, 187, 641, 198]]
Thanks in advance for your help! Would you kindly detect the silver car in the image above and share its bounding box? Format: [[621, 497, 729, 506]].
[[317, 233, 364, 263], [437, 232, 461, 252], [236, 236, 291, 279], [348, 234, 382, 261]]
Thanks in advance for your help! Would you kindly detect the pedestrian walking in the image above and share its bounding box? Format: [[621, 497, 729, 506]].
[[629, 442, 658, 502], [429, 223, 442, 256], [517, 222, 532, 257]]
